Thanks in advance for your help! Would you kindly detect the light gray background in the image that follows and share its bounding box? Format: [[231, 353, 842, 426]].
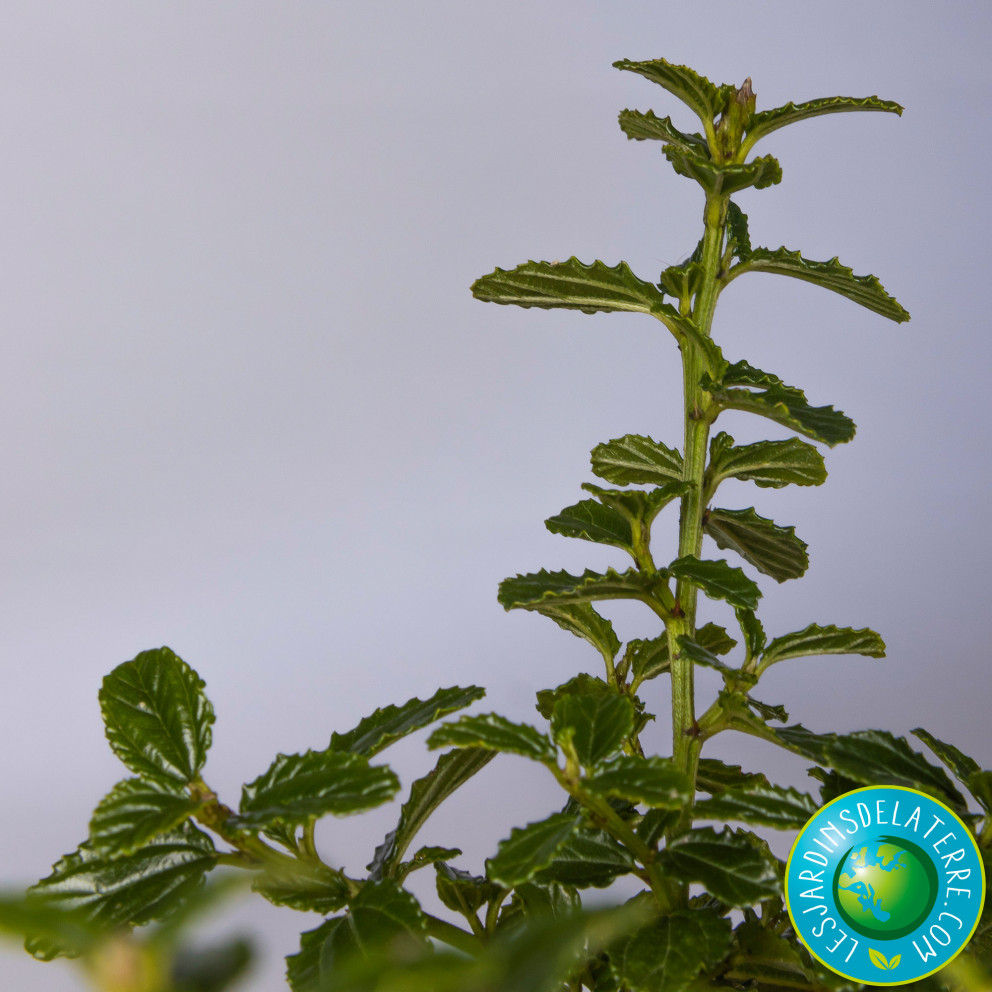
[[1, 2, 988, 988]]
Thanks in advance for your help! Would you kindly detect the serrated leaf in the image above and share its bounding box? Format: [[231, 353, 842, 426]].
[[743, 94, 903, 153], [286, 919, 334, 992], [0, 895, 96, 959], [428, 713, 556, 763], [726, 201, 752, 262], [707, 432, 826, 492], [399, 846, 462, 882], [590, 434, 684, 486], [319, 881, 428, 977], [617, 109, 707, 150], [669, 555, 761, 610], [696, 758, 769, 794], [724, 917, 811, 988], [237, 750, 399, 830], [435, 863, 498, 918], [551, 694, 635, 768], [471, 257, 673, 317], [536, 673, 613, 720], [89, 778, 204, 857], [613, 58, 735, 126], [705, 506, 809, 582], [727, 247, 909, 322], [697, 622, 738, 656], [694, 782, 817, 829], [487, 813, 581, 887], [913, 728, 992, 813], [759, 624, 885, 673], [736, 608, 767, 661], [368, 747, 494, 880], [329, 685, 485, 757], [707, 374, 856, 446], [533, 603, 621, 667], [612, 909, 733, 992], [637, 808, 680, 847], [747, 695, 789, 724], [99, 647, 214, 787], [627, 635, 670, 687], [664, 145, 782, 195], [253, 859, 350, 915], [676, 634, 734, 674], [657, 827, 780, 906], [27, 823, 216, 959], [583, 481, 689, 527], [535, 827, 638, 888], [498, 567, 661, 612], [585, 754, 692, 808], [776, 725, 967, 811], [545, 498, 633, 552]]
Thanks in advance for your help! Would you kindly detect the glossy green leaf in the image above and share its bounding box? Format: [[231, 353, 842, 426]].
[[724, 917, 812, 988], [776, 726, 967, 811], [612, 909, 733, 992], [498, 567, 660, 612], [286, 919, 333, 992], [913, 728, 992, 812], [329, 685, 485, 757], [471, 257, 672, 317], [758, 624, 885, 673], [627, 635, 670, 686], [705, 506, 809, 582], [697, 622, 738, 656], [551, 694, 635, 767], [237, 750, 399, 830], [696, 758, 769, 794], [89, 778, 204, 857], [726, 201, 752, 262], [536, 673, 613, 720], [583, 481, 688, 527], [533, 603, 621, 666], [369, 747, 494, 878], [636, 808, 680, 848], [617, 108, 707, 150], [669, 555, 761, 610], [706, 431, 826, 492], [585, 754, 692, 808], [694, 782, 818, 829], [706, 372, 856, 446], [727, 247, 909, 322], [435, 863, 498, 918], [613, 58, 735, 127], [319, 881, 428, 977], [398, 846, 462, 882], [428, 713, 556, 763], [657, 827, 780, 906], [545, 498, 633, 551], [252, 858, 350, 915], [534, 827, 638, 888], [664, 145, 782, 195], [487, 813, 582, 887], [743, 94, 903, 153], [590, 434, 684, 486], [0, 895, 96, 959], [736, 608, 767, 662], [498, 880, 579, 929], [746, 695, 789, 724], [99, 647, 214, 787], [27, 823, 216, 959]]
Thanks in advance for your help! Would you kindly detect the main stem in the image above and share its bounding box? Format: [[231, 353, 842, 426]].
[[669, 192, 727, 788]]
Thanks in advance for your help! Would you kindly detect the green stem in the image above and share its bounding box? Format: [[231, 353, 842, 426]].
[[424, 914, 480, 956], [669, 192, 727, 790]]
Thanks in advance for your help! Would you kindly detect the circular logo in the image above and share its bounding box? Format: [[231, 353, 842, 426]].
[[785, 786, 985, 985]]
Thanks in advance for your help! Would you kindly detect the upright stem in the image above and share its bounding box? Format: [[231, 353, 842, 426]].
[[668, 192, 727, 788]]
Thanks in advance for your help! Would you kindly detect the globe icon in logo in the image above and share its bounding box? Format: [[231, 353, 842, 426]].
[[832, 835, 938, 940]]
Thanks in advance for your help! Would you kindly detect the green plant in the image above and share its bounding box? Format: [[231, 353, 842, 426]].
[[6, 56, 991, 992]]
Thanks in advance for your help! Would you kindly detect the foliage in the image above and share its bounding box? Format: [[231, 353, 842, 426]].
[[10, 54, 992, 992]]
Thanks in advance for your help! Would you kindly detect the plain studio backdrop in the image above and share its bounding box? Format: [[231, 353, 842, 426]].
[[1, 3, 988, 988]]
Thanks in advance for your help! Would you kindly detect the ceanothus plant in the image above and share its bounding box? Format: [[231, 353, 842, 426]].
[[5, 57, 991, 992]]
